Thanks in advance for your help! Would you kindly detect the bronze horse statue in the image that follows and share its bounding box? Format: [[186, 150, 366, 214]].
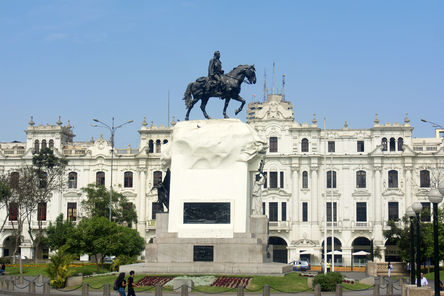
[[183, 64, 256, 120]]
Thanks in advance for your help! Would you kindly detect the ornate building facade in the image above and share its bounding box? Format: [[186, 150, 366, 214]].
[[1, 96, 443, 266]]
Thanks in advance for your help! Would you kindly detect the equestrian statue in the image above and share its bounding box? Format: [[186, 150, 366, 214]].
[[184, 51, 256, 120]]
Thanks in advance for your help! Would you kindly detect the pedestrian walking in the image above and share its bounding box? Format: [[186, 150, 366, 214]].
[[387, 261, 393, 277], [127, 270, 136, 296], [114, 272, 127, 296]]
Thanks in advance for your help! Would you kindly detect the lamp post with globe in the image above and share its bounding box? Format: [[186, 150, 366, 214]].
[[428, 186, 444, 296], [412, 202, 423, 287], [406, 206, 416, 285]]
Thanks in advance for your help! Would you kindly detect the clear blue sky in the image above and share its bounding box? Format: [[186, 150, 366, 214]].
[[1, 1, 443, 147]]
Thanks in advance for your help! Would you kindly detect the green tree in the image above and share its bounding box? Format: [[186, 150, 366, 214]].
[[423, 207, 444, 262], [45, 214, 76, 252], [68, 216, 144, 271], [81, 184, 137, 226], [47, 245, 76, 288]]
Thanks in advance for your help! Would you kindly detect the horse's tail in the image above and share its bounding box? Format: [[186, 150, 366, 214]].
[[183, 82, 193, 109]]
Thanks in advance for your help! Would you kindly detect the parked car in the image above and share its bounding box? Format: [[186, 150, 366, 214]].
[[103, 256, 115, 264], [289, 260, 311, 271]]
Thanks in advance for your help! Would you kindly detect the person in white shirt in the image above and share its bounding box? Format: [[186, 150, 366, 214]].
[[415, 273, 429, 286]]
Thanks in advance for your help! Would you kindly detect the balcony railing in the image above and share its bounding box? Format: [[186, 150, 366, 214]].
[[269, 221, 290, 232]]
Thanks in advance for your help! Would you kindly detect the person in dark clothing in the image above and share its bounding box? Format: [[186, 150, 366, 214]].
[[0, 263, 5, 275], [127, 270, 136, 296], [115, 272, 126, 296]]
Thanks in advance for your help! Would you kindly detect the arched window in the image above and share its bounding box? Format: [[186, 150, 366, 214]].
[[153, 171, 162, 186], [68, 172, 78, 189], [124, 171, 133, 188], [163, 139, 168, 144], [356, 170, 366, 188], [148, 140, 154, 153], [389, 137, 396, 151], [420, 170, 430, 188], [269, 137, 278, 153], [301, 138, 309, 152], [10, 172, 19, 189], [388, 170, 398, 188], [34, 140, 40, 153], [155, 140, 161, 153], [96, 171, 105, 186], [49, 139, 54, 149], [381, 138, 387, 151], [327, 171, 337, 188], [397, 137, 403, 151], [302, 171, 308, 189], [41, 140, 47, 149]]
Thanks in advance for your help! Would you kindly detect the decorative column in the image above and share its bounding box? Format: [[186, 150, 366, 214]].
[[291, 167, 299, 223], [311, 167, 318, 223], [138, 165, 147, 233], [405, 168, 412, 206], [374, 166, 382, 225]]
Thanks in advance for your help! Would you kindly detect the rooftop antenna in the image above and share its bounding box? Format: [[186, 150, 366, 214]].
[[168, 90, 170, 127], [263, 69, 267, 101], [282, 74, 286, 100], [272, 61, 275, 95]]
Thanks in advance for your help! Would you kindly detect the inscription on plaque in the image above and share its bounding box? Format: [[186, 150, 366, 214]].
[[193, 245, 214, 262], [183, 202, 230, 224]]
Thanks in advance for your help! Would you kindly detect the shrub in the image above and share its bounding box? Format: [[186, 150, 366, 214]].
[[47, 245, 76, 288], [313, 272, 343, 291], [0, 257, 10, 264], [110, 255, 137, 271]]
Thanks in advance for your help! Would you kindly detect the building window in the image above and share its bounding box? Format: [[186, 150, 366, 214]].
[[163, 139, 168, 144], [389, 137, 396, 151], [49, 139, 54, 149], [301, 138, 309, 152], [41, 139, 47, 149], [327, 171, 337, 188], [420, 170, 430, 188], [302, 202, 308, 222], [326, 202, 337, 222], [34, 140, 40, 153], [356, 170, 366, 188], [68, 172, 77, 189], [263, 172, 268, 188], [10, 172, 19, 189], [269, 172, 278, 188], [388, 170, 398, 188], [421, 202, 431, 222], [155, 140, 161, 153], [37, 202, 47, 221], [381, 138, 387, 151], [356, 202, 367, 222], [269, 137, 278, 153], [280, 172, 284, 188], [281, 202, 287, 221], [357, 141, 364, 152], [152, 202, 163, 219], [39, 172, 47, 188], [269, 202, 278, 221], [388, 202, 399, 220], [328, 141, 335, 153], [96, 171, 105, 186], [148, 140, 154, 153], [302, 171, 308, 188], [124, 171, 133, 188], [9, 203, 18, 221], [398, 137, 404, 151], [153, 171, 162, 186], [67, 202, 77, 221], [262, 202, 266, 215]]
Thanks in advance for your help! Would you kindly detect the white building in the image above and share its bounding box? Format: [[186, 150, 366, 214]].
[[1, 96, 443, 266]]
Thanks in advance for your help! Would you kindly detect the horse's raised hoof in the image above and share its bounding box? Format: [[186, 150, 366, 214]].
[[235, 109, 241, 115]]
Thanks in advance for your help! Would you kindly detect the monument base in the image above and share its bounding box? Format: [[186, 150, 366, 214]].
[[120, 213, 291, 275]]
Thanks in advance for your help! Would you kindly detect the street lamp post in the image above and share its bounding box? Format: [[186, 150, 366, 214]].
[[412, 202, 423, 287], [428, 187, 444, 296], [92, 117, 133, 221], [406, 206, 416, 285]]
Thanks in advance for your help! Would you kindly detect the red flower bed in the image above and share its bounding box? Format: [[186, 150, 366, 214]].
[[136, 276, 174, 287], [211, 276, 251, 288]]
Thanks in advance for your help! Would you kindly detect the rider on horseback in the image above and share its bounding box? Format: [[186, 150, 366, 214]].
[[208, 50, 224, 93]]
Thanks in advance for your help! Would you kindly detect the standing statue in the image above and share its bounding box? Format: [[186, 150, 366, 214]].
[[252, 159, 266, 215], [184, 51, 256, 120], [151, 169, 170, 212]]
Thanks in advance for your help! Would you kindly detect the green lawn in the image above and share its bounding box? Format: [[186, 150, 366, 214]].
[[424, 269, 444, 281], [6, 263, 110, 277]]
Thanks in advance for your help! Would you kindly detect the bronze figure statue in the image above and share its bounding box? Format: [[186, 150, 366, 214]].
[[152, 169, 170, 212], [184, 51, 256, 120]]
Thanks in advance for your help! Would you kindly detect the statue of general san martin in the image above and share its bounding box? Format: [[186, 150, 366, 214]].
[[184, 51, 256, 120]]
